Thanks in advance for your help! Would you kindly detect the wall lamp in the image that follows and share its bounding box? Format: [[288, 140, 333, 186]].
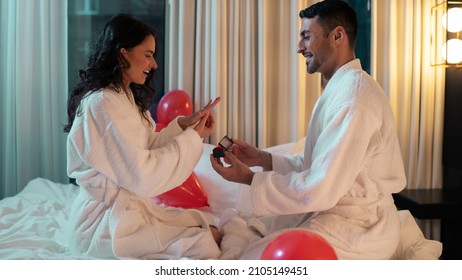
[[431, 1, 462, 67]]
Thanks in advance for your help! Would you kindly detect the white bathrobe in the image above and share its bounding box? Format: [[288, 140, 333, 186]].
[[227, 59, 406, 260], [66, 87, 220, 259]]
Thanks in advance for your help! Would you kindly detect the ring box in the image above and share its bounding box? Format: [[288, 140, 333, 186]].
[[213, 135, 233, 158]]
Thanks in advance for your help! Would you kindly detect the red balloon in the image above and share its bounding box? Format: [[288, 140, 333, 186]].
[[261, 229, 338, 260], [157, 89, 193, 124], [155, 122, 167, 132], [156, 172, 209, 208]]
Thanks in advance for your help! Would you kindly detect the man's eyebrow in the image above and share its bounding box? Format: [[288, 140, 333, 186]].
[[300, 30, 310, 36]]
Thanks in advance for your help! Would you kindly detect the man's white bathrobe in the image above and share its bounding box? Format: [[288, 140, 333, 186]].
[[66, 87, 220, 259], [224, 59, 406, 260]]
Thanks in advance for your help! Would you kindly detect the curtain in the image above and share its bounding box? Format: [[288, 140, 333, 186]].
[[166, 0, 321, 148], [0, 0, 68, 199], [372, 0, 445, 190]]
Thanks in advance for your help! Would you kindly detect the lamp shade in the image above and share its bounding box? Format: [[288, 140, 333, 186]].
[[441, 39, 462, 64], [431, 1, 462, 67], [442, 7, 462, 32]]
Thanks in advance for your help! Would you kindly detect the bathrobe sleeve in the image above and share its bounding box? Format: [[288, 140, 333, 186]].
[[271, 153, 305, 174], [147, 115, 187, 149], [250, 101, 401, 216], [67, 92, 204, 198]]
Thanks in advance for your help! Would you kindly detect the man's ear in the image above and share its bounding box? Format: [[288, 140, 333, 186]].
[[331, 26, 346, 45]]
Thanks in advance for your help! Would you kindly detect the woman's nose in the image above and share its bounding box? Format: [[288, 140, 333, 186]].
[[151, 59, 158, 70]]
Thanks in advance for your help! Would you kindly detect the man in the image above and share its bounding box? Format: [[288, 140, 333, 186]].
[[211, 0, 406, 259]]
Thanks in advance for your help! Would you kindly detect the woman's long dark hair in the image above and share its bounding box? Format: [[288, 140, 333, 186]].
[[64, 13, 158, 133]]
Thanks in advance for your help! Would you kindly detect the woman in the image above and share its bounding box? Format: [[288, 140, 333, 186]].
[[64, 13, 221, 259]]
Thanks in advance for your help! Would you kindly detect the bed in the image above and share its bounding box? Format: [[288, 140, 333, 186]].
[[0, 139, 442, 260]]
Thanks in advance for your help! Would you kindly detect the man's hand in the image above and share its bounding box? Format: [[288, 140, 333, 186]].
[[209, 151, 255, 185], [227, 138, 272, 171]]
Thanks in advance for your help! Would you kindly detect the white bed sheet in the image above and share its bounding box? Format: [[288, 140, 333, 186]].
[[0, 178, 80, 259], [0, 140, 442, 260]]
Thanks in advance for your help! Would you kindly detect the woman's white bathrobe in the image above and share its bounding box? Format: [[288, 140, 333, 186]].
[[227, 59, 406, 260], [66, 87, 220, 259]]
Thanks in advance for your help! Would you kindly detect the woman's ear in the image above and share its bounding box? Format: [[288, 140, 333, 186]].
[[120, 48, 127, 56]]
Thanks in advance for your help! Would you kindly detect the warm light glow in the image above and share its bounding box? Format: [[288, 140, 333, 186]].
[[441, 39, 462, 63], [442, 7, 462, 32]]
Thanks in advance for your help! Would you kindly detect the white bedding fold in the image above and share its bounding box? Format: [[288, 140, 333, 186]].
[[0, 178, 79, 259]]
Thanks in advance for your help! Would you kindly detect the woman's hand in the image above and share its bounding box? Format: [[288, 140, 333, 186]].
[[193, 111, 216, 138], [177, 97, 220, 130]]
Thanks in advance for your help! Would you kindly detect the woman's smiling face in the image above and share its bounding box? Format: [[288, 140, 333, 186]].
[[121, 35, 157, 88]]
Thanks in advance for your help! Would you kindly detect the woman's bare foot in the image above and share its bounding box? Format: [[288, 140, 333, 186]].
[[210, 225, 222, 246], [190, 225, 222, 246]]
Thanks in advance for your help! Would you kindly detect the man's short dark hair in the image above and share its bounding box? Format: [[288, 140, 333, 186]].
[[299, 0, 358, 49]]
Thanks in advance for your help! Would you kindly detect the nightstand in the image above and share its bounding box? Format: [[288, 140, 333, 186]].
[[393, 188, 462, 259]]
